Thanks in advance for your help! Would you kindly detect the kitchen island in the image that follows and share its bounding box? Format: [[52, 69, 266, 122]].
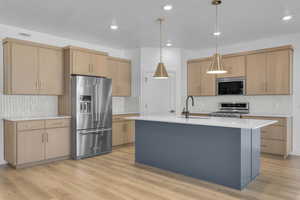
[[127, 115, 277, 190]]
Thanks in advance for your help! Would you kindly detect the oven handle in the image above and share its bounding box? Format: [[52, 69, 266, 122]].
[[78, 128, 112, 135]]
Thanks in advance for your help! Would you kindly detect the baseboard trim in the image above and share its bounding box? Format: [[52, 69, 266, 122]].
[[290, 151, 300, 156], [0, 164, 8, 168], [13, 156, 70, 169]]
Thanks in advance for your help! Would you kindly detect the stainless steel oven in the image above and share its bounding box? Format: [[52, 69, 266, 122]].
[[217, 77, 245, 95]]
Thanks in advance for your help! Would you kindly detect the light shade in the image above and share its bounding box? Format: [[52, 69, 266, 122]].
[[207, 53, 227, 74], [153, 62, 169, 79]]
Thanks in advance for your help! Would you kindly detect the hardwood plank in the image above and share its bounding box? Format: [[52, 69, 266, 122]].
[[1, 146, 300, 200]]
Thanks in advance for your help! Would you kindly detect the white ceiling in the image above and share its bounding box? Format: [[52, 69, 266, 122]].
[[0, 0, 299, 49]]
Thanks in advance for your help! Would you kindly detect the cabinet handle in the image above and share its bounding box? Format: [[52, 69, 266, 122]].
[[42, 134, 44, 143], [46, 133, 49, 142], [36, 80, 39, 89], [39, 80, 42, 89]]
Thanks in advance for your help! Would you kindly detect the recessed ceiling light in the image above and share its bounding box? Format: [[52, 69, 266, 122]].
[[166, 42, 173, 47], [163, 4, 173, 11], [282, 15, 293, 21], [110, 24, 119, 30], [213, 32, 221, 36]]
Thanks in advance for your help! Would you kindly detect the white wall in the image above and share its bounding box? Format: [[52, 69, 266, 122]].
[[182, 33, 300, 155], [0, 24, 132, 165], [139, 47, 182, 115]]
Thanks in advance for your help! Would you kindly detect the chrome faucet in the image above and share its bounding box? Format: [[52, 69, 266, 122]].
[[183, 96, 194, 118]]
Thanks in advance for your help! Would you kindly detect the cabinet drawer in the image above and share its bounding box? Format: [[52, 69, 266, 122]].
[[17, 120, 44, 131], [261, 126, 286, 141], [261, 139, 285, 155], [45, 119, 70, 128]]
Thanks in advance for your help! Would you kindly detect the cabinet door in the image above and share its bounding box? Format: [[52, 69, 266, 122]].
[[17, 130, 44, 164], [112, 121, 124, 146], [11, 43, 39, 94], [72, 50, 92, 75], [107, 59, 119, 96], [266, 50, 291, 95], [246, 53, 267, 95], [117, 61, 131, 96], [124, 121, 135, 144], [199, 60, 216, 96], [187, 62, 201, 96], [218, 56, 245, 78], [38, 48, 64, 95], [45, 128, 70, 159], [92, 54, 108, 77]]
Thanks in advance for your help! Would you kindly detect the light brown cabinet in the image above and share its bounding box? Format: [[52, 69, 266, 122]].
[[246, 49, 292, 95], [38, 47, 64, 95], [246, 53, 267, 95], [17, 130, 45, 165], [242, 116, 292, 159], [69, 47, 108, 77], [217, 56, 245, 78], [112, 115, 135, 147], [4, 118, 71, 168], [108, 57, 132, 97], [72, 50, 91, 75], [45, 127, 70, 160], [187, 45, 293, 96], [3, 38, 64, 95], [187, 60, 216, 96]]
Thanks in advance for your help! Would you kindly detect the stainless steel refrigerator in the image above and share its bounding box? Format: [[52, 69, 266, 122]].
[[71, 75, 112, 160]]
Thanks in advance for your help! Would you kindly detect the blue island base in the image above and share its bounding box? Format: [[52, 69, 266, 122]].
[[135, 120, 260, 190]]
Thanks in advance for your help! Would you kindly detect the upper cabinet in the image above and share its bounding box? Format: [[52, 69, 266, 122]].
[[107, 57, 131, 97], [246, 47, 293, 95], [187, 60, 216, 96], [3, 38, 64, 95], [187, 45, 293, 96], [66, 46, 108, 77], [217, 56, 245, 78]]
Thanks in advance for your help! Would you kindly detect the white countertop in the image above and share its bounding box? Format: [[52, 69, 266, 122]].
[[127, 115, 277, 129], [191, 112, 292, 118], [4, 115, 71, 121]]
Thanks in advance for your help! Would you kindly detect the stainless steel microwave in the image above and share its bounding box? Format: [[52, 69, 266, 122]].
[[217, 77, 245, 95]]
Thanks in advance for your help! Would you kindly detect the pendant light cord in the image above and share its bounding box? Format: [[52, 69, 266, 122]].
[[160, 19, 162, 63], [215, 4, 219, 54]]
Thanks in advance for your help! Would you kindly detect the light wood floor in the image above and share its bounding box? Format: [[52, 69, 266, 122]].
[[1, 145, 300, 200]]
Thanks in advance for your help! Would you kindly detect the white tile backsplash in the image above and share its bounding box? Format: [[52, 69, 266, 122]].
[[184, 95, 292, 115], [113, 97, 140, 114]]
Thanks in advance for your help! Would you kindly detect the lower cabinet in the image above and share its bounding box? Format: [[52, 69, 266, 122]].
[[112, 119, 135, 147], [4, 118, 71, 168], [17, 130, 45, 165], [242, 116, 292, 159], [45, 128, 71, 160]]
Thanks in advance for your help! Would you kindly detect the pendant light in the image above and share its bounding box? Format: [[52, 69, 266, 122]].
[[153, 18, 169, 79], [207, 0, 227, 74]]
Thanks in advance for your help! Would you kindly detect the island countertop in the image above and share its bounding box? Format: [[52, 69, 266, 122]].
[[127, 115, 277, 129]]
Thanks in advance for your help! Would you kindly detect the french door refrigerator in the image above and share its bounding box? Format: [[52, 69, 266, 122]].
[[71, 75, 112, 160]]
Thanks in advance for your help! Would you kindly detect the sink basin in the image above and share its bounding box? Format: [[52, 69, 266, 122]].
[[178, 116, 210, 119]]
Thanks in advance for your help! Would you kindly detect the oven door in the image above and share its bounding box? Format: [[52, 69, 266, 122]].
[[75, 128, 112, 159], [217, 78, 245, 95]]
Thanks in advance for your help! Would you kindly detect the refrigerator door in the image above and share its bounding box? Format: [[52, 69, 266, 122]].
[[94, 78, 112, 129], [73, 75, 96, 130]]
